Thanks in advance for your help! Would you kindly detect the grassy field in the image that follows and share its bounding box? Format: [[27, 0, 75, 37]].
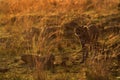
[[0, 0, 120, 80]]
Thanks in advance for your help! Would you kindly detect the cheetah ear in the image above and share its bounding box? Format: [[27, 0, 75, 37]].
[[83, 26, 89, 30], [84, 25, 88, 28]]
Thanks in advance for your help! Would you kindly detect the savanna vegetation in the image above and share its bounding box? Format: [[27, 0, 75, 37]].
[[0, 0, 120, 80]]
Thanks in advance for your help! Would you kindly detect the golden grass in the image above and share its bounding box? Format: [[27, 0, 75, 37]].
[[0, 0, 120, 80], [0, 0, 119, 15], [0, 0, 119, 30]]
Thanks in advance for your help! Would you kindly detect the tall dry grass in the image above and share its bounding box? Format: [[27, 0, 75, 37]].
[[0, 0, 119, 29], [0, 0, 119, 15], [0, 0, 120, 80]]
